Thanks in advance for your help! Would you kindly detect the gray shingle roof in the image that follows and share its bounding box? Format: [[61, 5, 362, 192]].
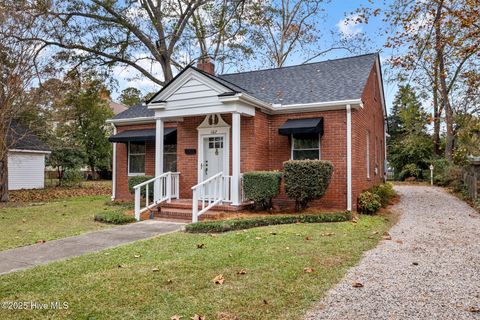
[[218, 53, 378, 105], [112, 53, 378, 120], [8, 122, 50, 152]]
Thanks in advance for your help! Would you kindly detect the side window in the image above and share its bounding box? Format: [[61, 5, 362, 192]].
[[291, 135, 320, 160], [366, 130, 370, 179], [128, 141, 146, 175]]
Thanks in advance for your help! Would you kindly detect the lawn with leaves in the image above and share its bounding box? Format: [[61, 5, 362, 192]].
[[0, 214, 392, 319], [0, 196, 129, 251]]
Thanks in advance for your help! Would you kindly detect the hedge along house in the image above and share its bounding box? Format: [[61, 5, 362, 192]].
[[107, 53, 387, 221]]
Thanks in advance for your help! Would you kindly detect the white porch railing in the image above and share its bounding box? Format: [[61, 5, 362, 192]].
[[221, 175, 244, 203], [192, 172, 224, 223], [133, 172, 180, 221]]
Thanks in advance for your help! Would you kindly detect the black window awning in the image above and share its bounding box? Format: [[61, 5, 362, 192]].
[[108, 128, 176, 144], [278, 117, 324, 136]]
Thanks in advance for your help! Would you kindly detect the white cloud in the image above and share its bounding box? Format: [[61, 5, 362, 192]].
[[336, 14, 363, 38]]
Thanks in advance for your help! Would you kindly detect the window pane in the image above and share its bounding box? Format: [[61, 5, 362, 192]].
[[164, 144, 176, 153], [130, 142, 145, 154], [293, 150, 319, 160], [129, 155, 145, 173], [164, 153, 177, 172], [293, 136, 318, 149]]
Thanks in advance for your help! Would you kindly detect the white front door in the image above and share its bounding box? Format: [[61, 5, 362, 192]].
[[202, 135, 224, 181]]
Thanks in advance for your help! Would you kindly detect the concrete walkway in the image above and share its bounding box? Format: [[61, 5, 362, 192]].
[[305, 185, 480, 320], [0, 220, 184, 275]]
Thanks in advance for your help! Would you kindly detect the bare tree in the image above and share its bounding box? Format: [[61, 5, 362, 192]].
[[4, 0, 254, 86], [246, 0, 365, 68], [0, 4, 42, 201]]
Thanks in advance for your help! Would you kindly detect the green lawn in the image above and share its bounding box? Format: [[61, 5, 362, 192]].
[[0, 215, 392, 319], [0, 196, 127, 251]]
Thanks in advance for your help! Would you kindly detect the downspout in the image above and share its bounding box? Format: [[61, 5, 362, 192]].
[[384, 118, 388, 182], [346, 104, 352, 211], [111, 124, 117, 201]]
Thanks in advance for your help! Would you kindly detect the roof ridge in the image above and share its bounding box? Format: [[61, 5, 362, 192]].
[[219, 52, 379, 76]]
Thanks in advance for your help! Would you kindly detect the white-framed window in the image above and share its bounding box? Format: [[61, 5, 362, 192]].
[[164, 144, 177, 172], [128, 141, 146, 176], [366, 130, 371, 179], [291, 134, 320, 160]]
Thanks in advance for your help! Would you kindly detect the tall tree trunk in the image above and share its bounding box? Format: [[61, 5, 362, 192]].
[[434, 0, 454, 162], [0, 156, 9, 202], [432, 58, 441, 155]]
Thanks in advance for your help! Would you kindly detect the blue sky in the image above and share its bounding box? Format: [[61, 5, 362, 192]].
[[113, 0, 397, 113]]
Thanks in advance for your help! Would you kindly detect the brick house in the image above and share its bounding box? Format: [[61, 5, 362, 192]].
[[107, 53, 387, 221]]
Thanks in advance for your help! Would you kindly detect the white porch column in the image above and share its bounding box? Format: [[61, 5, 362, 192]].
[[346, 104, 352, 211], [232, 112, 241, 205], [111, 124, 117, 201], [155, 118, 164, 201]]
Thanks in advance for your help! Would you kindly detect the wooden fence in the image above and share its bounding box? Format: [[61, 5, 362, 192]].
[[463, 160, 480, 200]]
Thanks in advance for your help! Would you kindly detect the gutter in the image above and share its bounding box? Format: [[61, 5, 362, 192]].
[[8, 149, 51, 154]]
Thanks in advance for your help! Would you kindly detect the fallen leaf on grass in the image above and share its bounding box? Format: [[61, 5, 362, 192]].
[[305, 236, 312, 240], [269, 232, 277, 235], [217, 312, 239, 320], [213, 274, 225, 284], [352, 216, 359, 224], [191, 314, 205, 320], [263, 299, 268, 305], [117, 264, 125, 268], [134, 254, 141, 258], [197, 243, 205, 249], [304, 267, 315, 273], [152, 268, 160, 272], [321, 232, 335, 237], [372, 231, 379, 235], [255, 237, 262, 240], [382, 235, 392, 240], [36, 239, 46, 244], [352, 281, 364, 288], [236, 269, 247, 275], [167, 279, 173, 284], [210, 234, 217, 237], [171, 315, 182, 320], [22, 218, 26, 223]]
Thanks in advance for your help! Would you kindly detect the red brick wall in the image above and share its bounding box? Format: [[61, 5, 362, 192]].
[[351, 64, 386, 209]]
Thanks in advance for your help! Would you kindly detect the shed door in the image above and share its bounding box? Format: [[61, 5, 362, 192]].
[[8, 152, 45, 190]]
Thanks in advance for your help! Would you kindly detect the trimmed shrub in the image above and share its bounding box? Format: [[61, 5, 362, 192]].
[[94, 211, 136, 224], [370, 183, 396, 207], [128, 175, 154, 197], [357, 191, 381, 214], [185, 212, 351, 233], [283, 160, 333, 211], [61, 169, 83, 187], [243, 171, 282, 210]]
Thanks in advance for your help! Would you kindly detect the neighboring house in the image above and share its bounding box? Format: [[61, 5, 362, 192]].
[[107, 53, 387, 218], [7, 123, 51, 190], [109, 100, 128, 115]]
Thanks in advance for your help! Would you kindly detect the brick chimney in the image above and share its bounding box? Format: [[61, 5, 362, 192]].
[[197, 56, 215, 75]]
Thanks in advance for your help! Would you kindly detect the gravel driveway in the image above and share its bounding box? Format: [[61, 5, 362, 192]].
[[305, 185, 480, 320]]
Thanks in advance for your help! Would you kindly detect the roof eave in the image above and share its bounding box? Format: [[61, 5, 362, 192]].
[[106, 116, 156, 125]]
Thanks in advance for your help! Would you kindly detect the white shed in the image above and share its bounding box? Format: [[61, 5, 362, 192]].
[[7, 123, 50, 191]]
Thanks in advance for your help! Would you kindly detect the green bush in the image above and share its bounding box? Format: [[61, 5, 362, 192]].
[[370, 183, 396, 207], [128, 176, 154, 197], [94, 211, 136, 224], [357, 191, 382, 214], [431, 159, 463, 189], [399, 163, 420, 181], [185, 212, 351, 233], [61, 169, 83, 187], [283, 160, 333, 211], [243, 171, 282, 210]]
